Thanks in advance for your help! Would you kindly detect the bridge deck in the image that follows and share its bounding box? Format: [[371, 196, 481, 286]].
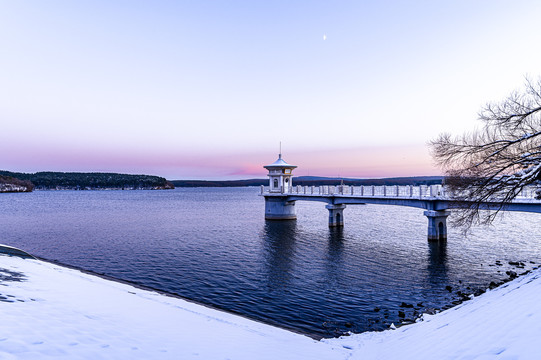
[[261, 184, 541, 213]]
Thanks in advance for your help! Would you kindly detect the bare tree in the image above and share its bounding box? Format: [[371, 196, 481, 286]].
[[430, 77, 541, 227]]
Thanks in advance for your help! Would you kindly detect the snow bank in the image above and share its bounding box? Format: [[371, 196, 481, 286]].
[[1, 253, 541, 359], [0, 255, 346, 360], [324, 266, 541, 359]]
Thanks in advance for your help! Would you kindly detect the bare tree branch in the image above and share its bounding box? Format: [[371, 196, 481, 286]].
[[430, 77, 541, 228]]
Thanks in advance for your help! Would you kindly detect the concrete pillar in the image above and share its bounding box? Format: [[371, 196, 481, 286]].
[[264, 197, 297, 220], [423, 210, 451, 241], [326, 204, 346, 227]]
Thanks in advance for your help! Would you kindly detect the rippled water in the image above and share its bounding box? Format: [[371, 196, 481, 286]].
[[1, 188, 541, 338]]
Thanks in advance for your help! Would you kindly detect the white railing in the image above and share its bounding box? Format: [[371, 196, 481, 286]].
[[260, 184, 445, 198], [260, 184, 541, 200]]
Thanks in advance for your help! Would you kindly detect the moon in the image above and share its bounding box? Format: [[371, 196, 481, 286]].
[[323, 34, 327, 40]]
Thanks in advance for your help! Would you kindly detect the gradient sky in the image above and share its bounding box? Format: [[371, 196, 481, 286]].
[[2, 1, 541, 179]]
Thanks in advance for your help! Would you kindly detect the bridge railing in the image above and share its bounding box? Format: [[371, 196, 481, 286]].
[[260, 184, 541, 200], [260, 184, 447, 198]]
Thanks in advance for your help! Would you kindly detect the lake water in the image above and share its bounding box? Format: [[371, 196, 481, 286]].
[[1, 188, 541, 338]]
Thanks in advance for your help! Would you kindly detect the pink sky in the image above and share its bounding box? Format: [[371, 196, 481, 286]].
[[0, 143, 439, 180]]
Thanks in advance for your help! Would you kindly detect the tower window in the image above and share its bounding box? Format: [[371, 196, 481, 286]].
[[273, 179, 278, 188]]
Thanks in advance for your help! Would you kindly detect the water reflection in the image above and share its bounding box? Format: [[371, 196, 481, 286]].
[[261, 220, 298, 291], [426, 240, 449, 287], [325, 227, 345, 286]]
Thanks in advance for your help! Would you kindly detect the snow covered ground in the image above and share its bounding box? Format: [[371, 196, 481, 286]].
[[1, 253, 540, 359]]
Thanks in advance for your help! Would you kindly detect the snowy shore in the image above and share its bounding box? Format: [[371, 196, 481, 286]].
[[1, 253, 540, 359]]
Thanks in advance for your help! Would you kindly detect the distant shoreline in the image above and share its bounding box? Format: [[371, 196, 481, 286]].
[[169, 176, 444, 188], [0, 170, 174, 192], [1, 171, 444, 192]]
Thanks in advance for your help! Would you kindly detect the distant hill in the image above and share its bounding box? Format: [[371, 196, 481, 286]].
[[0, 171, 174, 190], [0, 175, 34, 193], [170, 176, 444, 188]]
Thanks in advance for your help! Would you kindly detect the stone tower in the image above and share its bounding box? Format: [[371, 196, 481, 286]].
[[263, 153, 297, 194]]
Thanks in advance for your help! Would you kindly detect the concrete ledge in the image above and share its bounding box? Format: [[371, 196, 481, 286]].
[[265, 215, 297, 220], [0, 244, 36, 259]]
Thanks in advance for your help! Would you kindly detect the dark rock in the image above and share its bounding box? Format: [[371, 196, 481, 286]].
[[416, 302, 424, 307], [489, 281, 500, 289], [445, 285, 453, 292], [474, 289, 485, 296], [506, 270, 518, 278], [374, 307, 380, 312], [345, 322, 353, 328], [425, 308, 437, 315], [400, 302, 414, 308], [398, 311, 405, 318], [509, 261, 520, 266]]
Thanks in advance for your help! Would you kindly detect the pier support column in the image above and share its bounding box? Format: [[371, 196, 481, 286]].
[[264, 197, 297, 220], [326, 204, 346, 227], [423, 210, 450, 241]]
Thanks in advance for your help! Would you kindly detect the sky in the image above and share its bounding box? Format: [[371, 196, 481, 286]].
[[1, 0, 541, 180]]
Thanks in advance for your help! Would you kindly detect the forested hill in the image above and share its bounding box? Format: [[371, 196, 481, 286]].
[[0, 171, 174, 190], [0, 175, 34, 192], [170, 176, 444, 187]]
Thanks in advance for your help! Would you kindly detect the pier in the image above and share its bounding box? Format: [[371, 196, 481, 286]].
[[261, 154, 541, 241]]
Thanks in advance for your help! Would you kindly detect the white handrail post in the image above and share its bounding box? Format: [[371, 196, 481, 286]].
[[383, 186, 387, 196], [396, 185, 399, 196], [409, 185, 413, 197], [371, 185, 375, 196], [351, 186, 354, 195]]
